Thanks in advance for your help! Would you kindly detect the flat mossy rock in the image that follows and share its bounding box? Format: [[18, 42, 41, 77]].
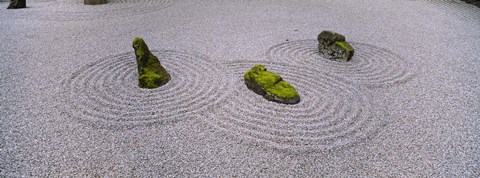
[[7, 0, 26, 9], [132, 37, 170, 89], [317, 30, 355, 62], [244, 65, 300, 104], [84, 0, 107, 5]]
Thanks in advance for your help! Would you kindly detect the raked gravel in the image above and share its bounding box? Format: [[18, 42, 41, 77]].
[[1, 0, 479, 177]]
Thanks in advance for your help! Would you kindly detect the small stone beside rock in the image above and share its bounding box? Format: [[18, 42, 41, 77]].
[[317, 30, 355, 62], [132, 37, 170, 89], [244, 65, 300, 104]]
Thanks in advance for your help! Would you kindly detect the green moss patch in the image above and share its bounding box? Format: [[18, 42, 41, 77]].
[[84, 0, 107, 5], [244, 65, 300, 104], [335, 41, 354, 52]]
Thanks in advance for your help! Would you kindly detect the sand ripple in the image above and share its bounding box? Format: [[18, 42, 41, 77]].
[[60, 50, 231, 129], [2, 0, 174, 21], [267, 40, 415, 88], [204, 60, 386, 152]]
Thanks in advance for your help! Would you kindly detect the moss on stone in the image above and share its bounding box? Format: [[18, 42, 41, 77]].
[[244, 65, 300, 104], [133, 37, 147, 57], [138, 71, 162, 89], [84, 0, 107, 5], [132, 37, 170, 89], [265, 80, 299, 99], [335, 41, 354, 52]]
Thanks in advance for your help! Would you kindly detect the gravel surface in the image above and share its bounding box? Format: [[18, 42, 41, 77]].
[[1, 0, 479, 177]]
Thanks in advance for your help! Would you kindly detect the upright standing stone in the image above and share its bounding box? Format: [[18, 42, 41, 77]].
[[7, 0, 26, 9], [244, 65, 300, 104], [132, 37, 170, 89], [84, 0, 107, 5], [317, 30, 355, 62]]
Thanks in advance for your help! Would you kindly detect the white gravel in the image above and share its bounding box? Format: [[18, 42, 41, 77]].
[[1, 0, 479, 177]]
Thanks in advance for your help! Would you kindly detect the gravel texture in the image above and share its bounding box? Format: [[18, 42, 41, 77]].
[[1, 0, 479, 177]]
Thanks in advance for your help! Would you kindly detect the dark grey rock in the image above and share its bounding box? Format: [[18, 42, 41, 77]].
[[7, 0, 26, 9], [461, 0, 480, 8], [317, 30, 355, 62]]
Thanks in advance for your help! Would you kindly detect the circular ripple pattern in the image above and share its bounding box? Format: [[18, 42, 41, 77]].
[[267, 40, 415, 88], [425, 0, 480, 25], [46, 0, 170, 12], [2, 0, 174, 21], [395, 0, 480, 25], [205, 60, 385, 152], [60, 50, 231, 129]]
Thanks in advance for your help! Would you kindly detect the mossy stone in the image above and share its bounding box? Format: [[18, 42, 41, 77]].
[[335, 41, 354, 61], [244, 65, 300, 104], [317, 30, 355, 62], [132, 37, 170, 89], [317, 30, 345, 45], [84, 0, 107, 5]]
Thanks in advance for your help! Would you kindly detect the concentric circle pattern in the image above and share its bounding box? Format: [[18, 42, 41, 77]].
[[425, 0, 480, 25], [395, 0, 480, 26], [46, 0, 171, 12], [1, 0, 174, 21], [204, 60, 386, 152], [60, 50, 231, 129], [31, 0, 56, 2], [267, 40, 415, 88]]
